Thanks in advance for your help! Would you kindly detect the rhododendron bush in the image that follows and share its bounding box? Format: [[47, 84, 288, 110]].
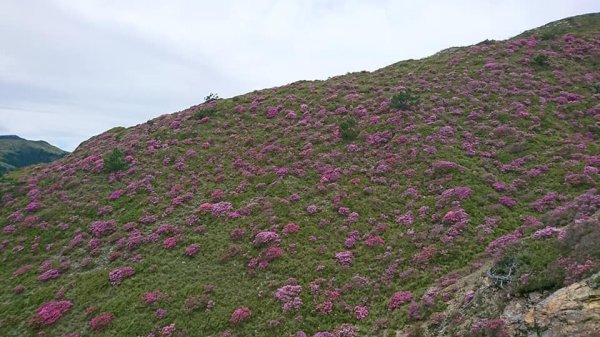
[[1, 14, 599, 337]]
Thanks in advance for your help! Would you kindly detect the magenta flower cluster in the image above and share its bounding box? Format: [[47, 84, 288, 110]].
[[89, 220, 116, 238], [89, 312, 114, 331], [253, 231, 280, 246], [109, 266, 135, 285], [229, 306, 252, 325], [335, 251, 354, 267], [388, 291, 413, 311], [31, 300, 73, 326], [274, 285, 303, 312]]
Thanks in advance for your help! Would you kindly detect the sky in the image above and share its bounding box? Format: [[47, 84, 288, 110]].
[[1, 1, 599, 151]]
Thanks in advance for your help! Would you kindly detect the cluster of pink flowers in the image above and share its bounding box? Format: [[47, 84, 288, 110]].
[[412, 246, 436, 265], [421, 287, 439, 306], [89, 220, 116, 238], [364, 235, 384, 247], [108, 189, 125, 200], [486, 231, 521, 258], [161, 323, 176, 336], [531, 192, 560, 212], [335, 251, 353, 267], [306, 205, 318, 214], [144, 290, 163, 304], [274, 285, 303, 312], [532, 226, 565, 240], [344, 231, 360, 248], [432, 160, 462, 174], [557, 257, 596, 285], [163, 237, 177, 250], [31, 300, 73, 326], [89, 312, 114, 331], [353, 306, 369, 320], [229, 306, 252, 325], [185, 243, 200, 256], [253, 231, 280, 246], [211, 202, 233, 217], [109, 266, 135, 285], [283, 223, 300, 235], [388, 291, 413, 311], [471, 319, 508, 337], [37, 269, 60, 282], [230, 228, 246, 241], [498, 196, 517, 207]]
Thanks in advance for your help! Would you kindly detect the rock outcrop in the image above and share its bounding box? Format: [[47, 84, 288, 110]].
[[506, 272, 600, 337]]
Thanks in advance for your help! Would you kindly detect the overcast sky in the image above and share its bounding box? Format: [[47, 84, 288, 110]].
[[1, 1, 598, 151]]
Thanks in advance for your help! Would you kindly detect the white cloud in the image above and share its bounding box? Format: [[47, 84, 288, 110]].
[[1, 0, 598, 151]]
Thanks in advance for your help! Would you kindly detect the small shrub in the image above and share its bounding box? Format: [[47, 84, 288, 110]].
[[390, 90, 420, 110], [193, 108, 216, 120], [476, 39, 496, 46], [103, 149, 128, 173], [338, 118, 358, 141], [531, 54, 549, 68], [539, 31, 557, 41], [204, 93, 219, 102], [90, 312, 114, 331]]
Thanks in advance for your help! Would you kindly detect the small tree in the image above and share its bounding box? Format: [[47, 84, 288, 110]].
[[104, 149, 128, 173], [531, 54, 549, 68], [339, 118, 359, 142], [390, 90, 420, 110], [204, 93, 219, 102]]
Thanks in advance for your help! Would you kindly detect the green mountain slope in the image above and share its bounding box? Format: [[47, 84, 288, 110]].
[[0, 135, 68, 174], [0, 13, 599, 337]]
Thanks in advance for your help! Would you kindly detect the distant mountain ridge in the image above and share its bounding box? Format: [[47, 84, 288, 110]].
[[0, 135, 68, 174]]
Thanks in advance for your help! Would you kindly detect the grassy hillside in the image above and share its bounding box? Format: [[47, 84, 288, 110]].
[[0, 13, 599, 337], [0, 136, 68, 175]]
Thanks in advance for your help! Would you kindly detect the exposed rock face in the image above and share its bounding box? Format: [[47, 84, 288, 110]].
[[504, 272, 600, 337], [412, 266, 599, 337]]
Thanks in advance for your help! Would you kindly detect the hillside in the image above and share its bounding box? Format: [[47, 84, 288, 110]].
[[1, 13, 599, 337], [0, 135, 68, 175]]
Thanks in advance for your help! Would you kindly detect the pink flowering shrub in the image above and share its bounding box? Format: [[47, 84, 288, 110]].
[[109, 267, 135, 285], [89, 220, 116, 238], [274, 285, 302, 312], [37, 269, 60, 282], [230, 227, 246, 241], [31, 300, 73, 327], [230, 306, 251, 325], [163, 237, 177, 250], [211, 202, 233, 217], [185, 243, 200, 256], [364, 235, 384, 247], [388, 291, 413, 311], [353, 306, 368, 320], [335, 251, 353, 267], [498, 196, 517, 207], [161, 323, 176, 336], [306, 205, 318, 214], [144, 290, 163, 304], [471, 319, 508, 337], [253, 231, 280, 246], [532, 227, 565, 240], [486, 231, 521, 258], [89, 312, 114, 331], [283, 223, 300, 235]]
